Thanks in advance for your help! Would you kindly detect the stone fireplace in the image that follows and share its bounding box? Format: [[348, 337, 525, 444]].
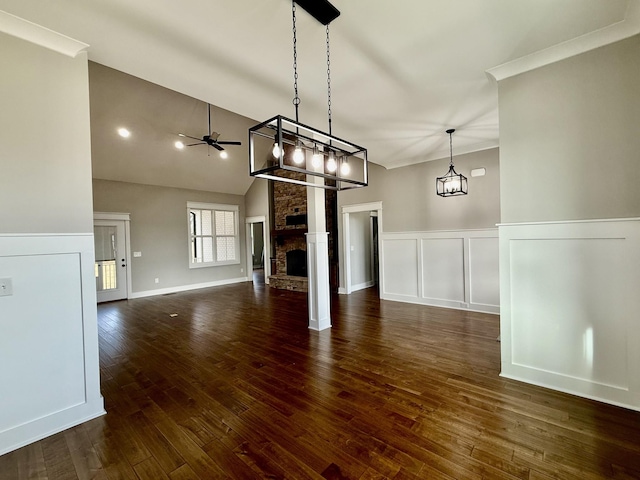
[[268, 171, 337, 292]]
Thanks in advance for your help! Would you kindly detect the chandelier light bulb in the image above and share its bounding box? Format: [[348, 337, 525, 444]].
[[445, 178, 460, 193], [339, 157, 350, 175], [174, 141, 185, 150], [311, 146, 322, 168], [272, 142, 281, 158], [293, 142, 305, 164], [326, 151, 337, 173]]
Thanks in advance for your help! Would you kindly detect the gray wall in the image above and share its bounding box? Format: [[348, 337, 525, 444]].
[[0, 33, 94, 234], [499, 35, 640, 223], [244, 177, 269, 218], [93, 179, 246, 293], [338, 148, 500, 232]]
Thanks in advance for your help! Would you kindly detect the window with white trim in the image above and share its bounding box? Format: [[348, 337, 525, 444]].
[[187, 202, 240, 267]]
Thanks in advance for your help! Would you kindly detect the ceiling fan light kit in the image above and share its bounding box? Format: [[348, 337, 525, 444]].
[[178, 103, 241, 158], [249, 0, 368, 191]]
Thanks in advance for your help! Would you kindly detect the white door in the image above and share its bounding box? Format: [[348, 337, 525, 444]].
[[94, 220, 128, 302]]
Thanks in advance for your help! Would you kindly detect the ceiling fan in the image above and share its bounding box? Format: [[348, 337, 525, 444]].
[[178, 103, 241, 157]]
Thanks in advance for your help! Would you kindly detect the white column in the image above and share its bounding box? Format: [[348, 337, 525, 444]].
[[306, 171, 331, 331], [306, 232, 331, 331]]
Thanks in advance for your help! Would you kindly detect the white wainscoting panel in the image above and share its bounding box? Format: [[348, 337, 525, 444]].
[[499, 219, 640, 411], [381, 229, 499, 314], [469, 237, 500, 308], [381, 238, 419, 298], [0, 234, 105, 455], [421, 238, 465, 304]]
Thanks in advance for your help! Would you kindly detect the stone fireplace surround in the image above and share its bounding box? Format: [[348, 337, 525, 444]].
[[268, 171, 337, 293]]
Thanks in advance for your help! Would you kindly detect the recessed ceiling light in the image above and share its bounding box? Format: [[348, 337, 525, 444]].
[[117, 127, 131, 138], [175, 141, 185, 150], [220, 151, 228, 159]]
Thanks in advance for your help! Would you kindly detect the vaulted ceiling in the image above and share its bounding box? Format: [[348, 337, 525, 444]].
[[1, 0, 637, 194]]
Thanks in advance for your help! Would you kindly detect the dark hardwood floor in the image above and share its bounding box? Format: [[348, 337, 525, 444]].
[[2, 281, 640, 479]]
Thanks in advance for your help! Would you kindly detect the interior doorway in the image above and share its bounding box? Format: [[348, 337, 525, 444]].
[[341, 202, 383, 295], [246, 215, 270, 285], [93, 213, 131, 302]]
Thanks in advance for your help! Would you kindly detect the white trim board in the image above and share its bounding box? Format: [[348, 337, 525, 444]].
[[129, 276, 249, 299], [499, 217, 640, 411], [486, 1, 640, 81], [0, 234, 105, 455], [0, 10, 89, 57], [380, 229, 499, 315]]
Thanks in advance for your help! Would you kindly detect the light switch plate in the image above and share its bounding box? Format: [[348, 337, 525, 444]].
[[0, 278, 13, 296], [133, 251, 142, 257]]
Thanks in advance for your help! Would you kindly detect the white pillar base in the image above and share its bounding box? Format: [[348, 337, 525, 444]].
[[306, 232, 331, 331]]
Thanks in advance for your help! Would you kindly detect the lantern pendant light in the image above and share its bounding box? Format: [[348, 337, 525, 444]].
[[436, 129, 468, 197]]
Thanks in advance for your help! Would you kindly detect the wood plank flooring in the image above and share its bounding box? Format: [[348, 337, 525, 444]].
[[2, 280, 640, 479]]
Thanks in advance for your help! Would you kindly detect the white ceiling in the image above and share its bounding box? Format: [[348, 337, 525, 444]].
[[1, 0, 636, 194]]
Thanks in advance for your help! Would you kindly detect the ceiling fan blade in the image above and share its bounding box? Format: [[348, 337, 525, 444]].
[[179, 133, 202, 141], [186, 142, 206, 147], [211, 143, 224, 151], [216, 141, 242, 145]]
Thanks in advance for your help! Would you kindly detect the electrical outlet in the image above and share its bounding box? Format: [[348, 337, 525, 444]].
[[0, 278, 13, 296], [154, 278, 159, 284]]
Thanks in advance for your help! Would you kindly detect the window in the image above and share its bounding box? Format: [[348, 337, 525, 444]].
[[187, 202, 240, 267]]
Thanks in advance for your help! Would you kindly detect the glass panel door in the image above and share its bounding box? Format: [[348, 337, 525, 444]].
[[94, 220, 128, 302], [94, 225, 117, 292]]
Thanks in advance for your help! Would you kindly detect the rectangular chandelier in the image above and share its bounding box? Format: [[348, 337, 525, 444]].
[[249, 115, 368, 191]]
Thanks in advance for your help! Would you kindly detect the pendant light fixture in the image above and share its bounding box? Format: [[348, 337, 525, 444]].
[[436, 129, 468, 197], [249, 0, 368, 191]]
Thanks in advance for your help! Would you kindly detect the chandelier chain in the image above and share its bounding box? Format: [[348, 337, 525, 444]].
[[292, 0, 300, 121], [449, 131, 453, 167], [326, 25, 332, 135]]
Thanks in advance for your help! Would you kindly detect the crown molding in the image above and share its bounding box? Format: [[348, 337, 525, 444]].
[[486, 0, 640, 82], [384, 140, 499, 170], [0, 10, 89, 57]]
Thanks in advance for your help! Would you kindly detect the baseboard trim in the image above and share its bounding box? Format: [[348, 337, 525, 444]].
[[499, 371, 640, 413], [0, 399, 105, 456], [381, 292, 499, 315], [351, 281, 375, 293], [129, 277, 249, 299]]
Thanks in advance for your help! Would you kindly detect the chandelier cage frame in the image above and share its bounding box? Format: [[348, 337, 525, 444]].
[[248, 0, 368, 191], [249, 115, 368, 191], [436, 128, 468, 197]]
